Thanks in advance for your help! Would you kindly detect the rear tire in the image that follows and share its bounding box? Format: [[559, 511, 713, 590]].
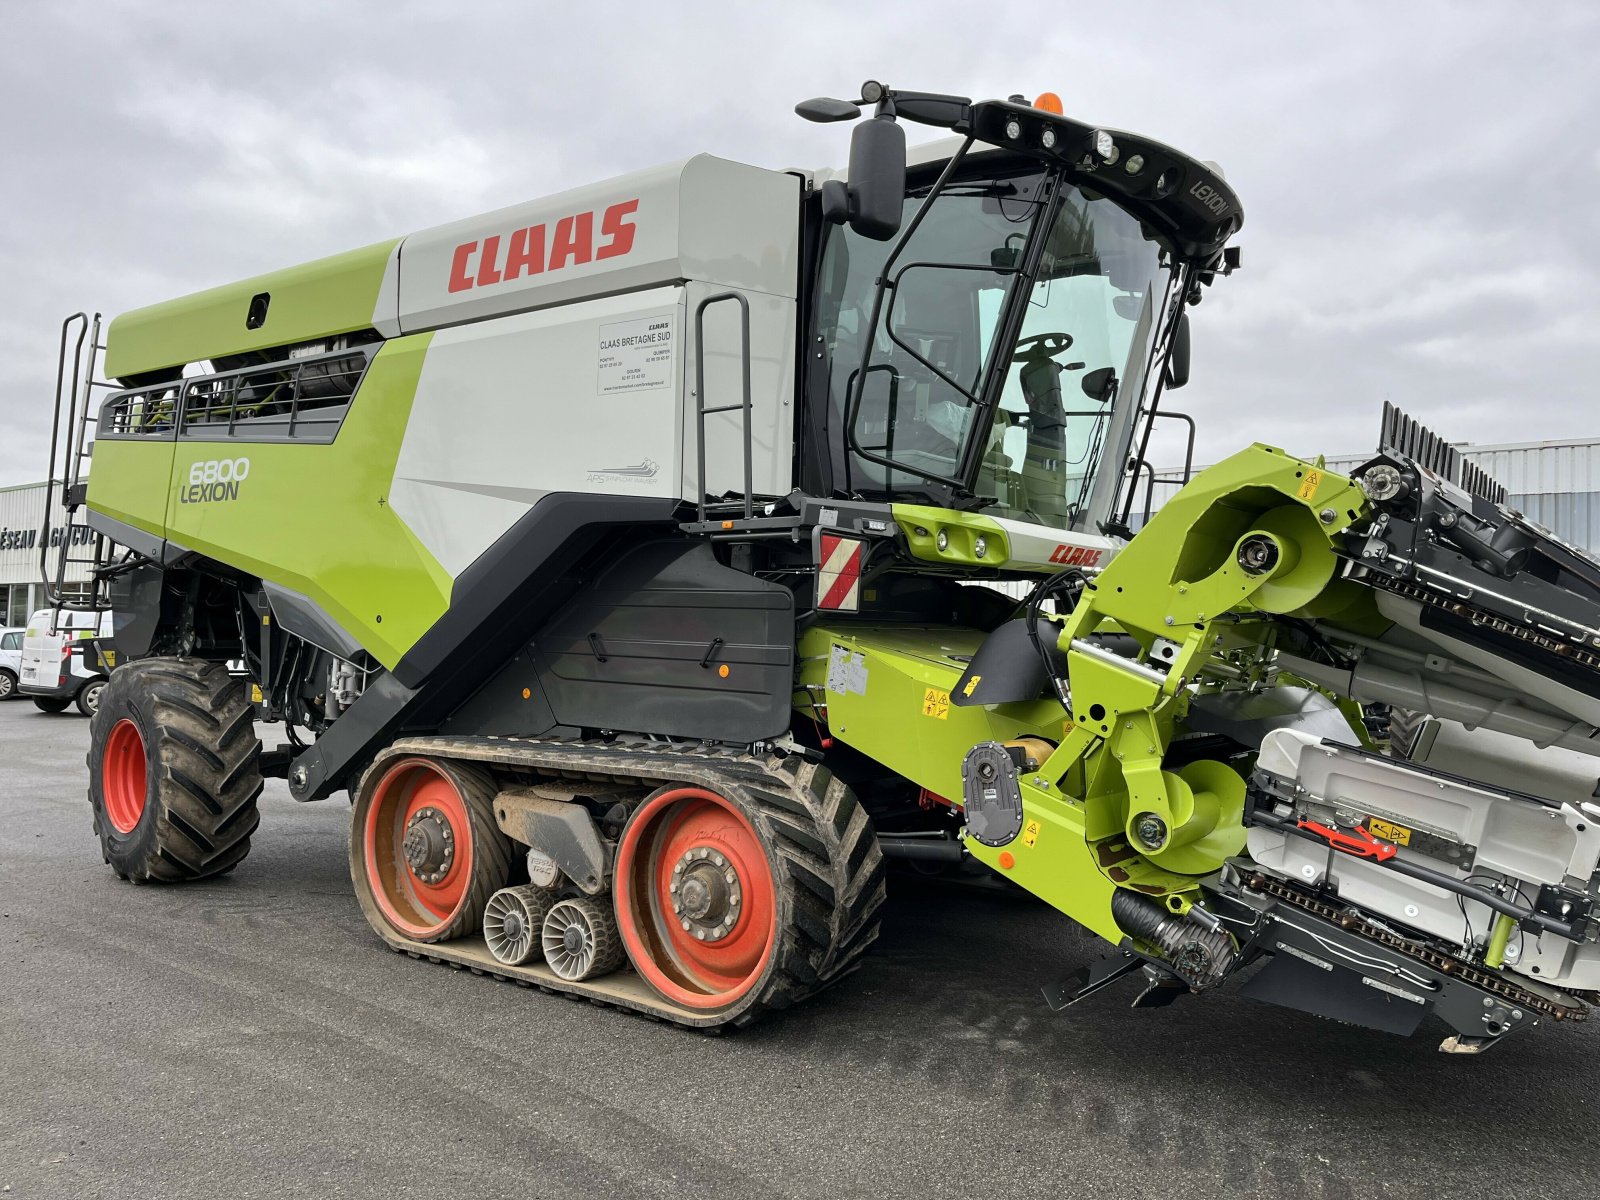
[[33, 697, 71, 713], [0, 669, 15, 700], [87, 658, 263, 882]]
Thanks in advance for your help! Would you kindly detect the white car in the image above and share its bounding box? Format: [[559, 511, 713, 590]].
[[19, 608, 116, 716], [0, 626, 22, 700]]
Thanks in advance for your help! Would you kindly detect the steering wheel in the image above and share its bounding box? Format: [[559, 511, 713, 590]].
[[1014, 332, 1073, 362]]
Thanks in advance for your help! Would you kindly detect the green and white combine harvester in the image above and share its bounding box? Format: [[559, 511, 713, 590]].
[[44, 84, 1600, 1049]]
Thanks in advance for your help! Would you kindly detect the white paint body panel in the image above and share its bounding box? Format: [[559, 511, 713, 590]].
[[391, 279, 797, 580], [989, 515, 1121, 573], [392, 288, 685, 578], [379, 154, 803, 580], [390, 155, 800, 335]]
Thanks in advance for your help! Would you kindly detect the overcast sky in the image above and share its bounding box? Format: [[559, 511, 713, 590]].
[[2, 1, 1596, 487]]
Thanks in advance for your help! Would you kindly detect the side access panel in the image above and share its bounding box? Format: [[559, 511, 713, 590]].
[[529, 540, 793, 743]]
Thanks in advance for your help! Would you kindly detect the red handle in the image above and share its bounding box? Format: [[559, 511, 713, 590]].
[[1296, 819, 1398, 862]]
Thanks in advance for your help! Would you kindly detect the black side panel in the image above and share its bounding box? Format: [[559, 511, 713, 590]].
[[530, 540, 794, 743], [107, 563, 170, 659], [293, 492, 679, 799], [263, 580, 365, 660], [394, 493, 680, 688]]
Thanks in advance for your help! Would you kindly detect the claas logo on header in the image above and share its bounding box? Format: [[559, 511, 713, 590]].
[[448, 199, 639, 294]]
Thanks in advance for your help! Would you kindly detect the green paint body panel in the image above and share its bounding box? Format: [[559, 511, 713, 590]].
[[890, 504, 1012, 569], [87, 333, 450, 669], [103, 239, 398, 379], [798, 445, 1374, 950]]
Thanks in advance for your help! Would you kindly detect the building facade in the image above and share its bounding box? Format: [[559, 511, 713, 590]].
[[0, 481, 92, 627]]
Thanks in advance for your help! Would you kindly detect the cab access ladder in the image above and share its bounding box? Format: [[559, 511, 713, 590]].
[[41, 312, 123, 613]]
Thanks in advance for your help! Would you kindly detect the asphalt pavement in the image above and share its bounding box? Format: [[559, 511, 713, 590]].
[[3, 697, 1598, 1200]]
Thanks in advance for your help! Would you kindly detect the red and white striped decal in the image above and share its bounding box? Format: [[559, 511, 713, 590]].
[[817, 534, 864, 612]]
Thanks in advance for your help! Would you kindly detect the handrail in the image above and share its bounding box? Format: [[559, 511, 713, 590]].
[[693, 292, 754, 523], [41, 314, 88, 602]]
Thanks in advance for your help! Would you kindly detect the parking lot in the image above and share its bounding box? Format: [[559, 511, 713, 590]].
[[1, 697, 1597, 1199]]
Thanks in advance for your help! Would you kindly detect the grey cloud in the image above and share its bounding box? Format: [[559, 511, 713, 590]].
[[2, 1, 1596, 486]]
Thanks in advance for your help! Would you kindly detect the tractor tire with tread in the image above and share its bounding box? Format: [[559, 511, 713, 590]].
[[87, 657, 263, 882]]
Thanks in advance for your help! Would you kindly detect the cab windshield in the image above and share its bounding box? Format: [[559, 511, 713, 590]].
[[814, 167, 1174, 531]]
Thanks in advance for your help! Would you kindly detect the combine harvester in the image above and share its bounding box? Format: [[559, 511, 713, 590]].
[[43, 83, 1600, 1050]]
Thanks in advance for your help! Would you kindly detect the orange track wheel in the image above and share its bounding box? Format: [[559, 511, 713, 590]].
[[101, 718, 149, 835], [614, 786, 779, 1010], [357, 756, 509, 942]]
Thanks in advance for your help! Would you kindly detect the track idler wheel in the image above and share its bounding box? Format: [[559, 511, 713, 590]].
[[351, 756, 513, 943], [483, 885, 556, 966], [541, 896, 625, 981]]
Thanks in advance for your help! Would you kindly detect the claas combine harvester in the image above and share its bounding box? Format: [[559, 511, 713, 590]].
[[41, 83, 1600, 1051]]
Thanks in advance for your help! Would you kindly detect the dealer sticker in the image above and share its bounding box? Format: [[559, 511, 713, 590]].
[[598, 315, 675, 395]]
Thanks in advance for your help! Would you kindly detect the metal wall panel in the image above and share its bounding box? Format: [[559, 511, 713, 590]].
[[0, 482, 91, 588]]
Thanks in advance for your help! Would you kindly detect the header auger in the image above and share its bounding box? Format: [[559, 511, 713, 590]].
[[48, 81, 1600, 1050]]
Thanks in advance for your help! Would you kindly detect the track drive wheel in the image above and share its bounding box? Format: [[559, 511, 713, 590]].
[[614, 759, 885, 1024], [351, 756, 513, 943], [86, 658, 263, 882]]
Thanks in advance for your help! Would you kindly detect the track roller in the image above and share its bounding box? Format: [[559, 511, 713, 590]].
[[542, 896, 625, 981], [484, 885, 556, 966]]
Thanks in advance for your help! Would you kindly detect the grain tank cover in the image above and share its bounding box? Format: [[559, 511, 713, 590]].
[[387, 153, 799, 335], [103, 154, 799, 380]]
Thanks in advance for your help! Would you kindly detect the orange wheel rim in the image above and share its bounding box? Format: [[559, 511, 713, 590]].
[[615, 786, 777, 1009], [102, 718, 148, 835], [362, 758, 476, 939]]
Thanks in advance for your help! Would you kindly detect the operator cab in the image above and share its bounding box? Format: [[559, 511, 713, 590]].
[[799, 87, 1240, 544]]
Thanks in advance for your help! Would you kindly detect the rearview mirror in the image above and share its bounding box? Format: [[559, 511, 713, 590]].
[[1164, 312, 1191, 389], [1081, 367, 1117, 403], [846, 116, 906, 241]]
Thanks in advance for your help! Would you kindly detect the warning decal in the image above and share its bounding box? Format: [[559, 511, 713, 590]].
[[598, 316, 675, 394], [1297, 468, 1324, 500], [817, 533, 864, 612], [921, 688, 950, 719]]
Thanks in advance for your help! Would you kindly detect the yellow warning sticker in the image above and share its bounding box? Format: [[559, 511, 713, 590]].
[[1297, 469, 1323, 500], [250, 684, 264, 704], [101, 650, 117, 667], [1367, 817, 1411, 846], [962, 674, 982, 697], [1022, 819, 1041, 848], [921, 688, 951, 719]]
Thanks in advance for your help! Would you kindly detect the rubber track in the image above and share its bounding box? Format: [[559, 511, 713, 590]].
[[364, 735, 887, 1029]]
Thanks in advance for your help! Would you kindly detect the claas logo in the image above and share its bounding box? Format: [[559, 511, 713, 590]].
[[448, 200, 638, 293], [1048, 544, 1103, 567]]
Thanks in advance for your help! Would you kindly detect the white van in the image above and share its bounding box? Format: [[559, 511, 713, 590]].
[[20, 608, 116, 715], [0, 627, 23, 700]]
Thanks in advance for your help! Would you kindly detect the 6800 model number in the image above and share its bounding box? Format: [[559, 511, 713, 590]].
[[178, 457, 250, 504]]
